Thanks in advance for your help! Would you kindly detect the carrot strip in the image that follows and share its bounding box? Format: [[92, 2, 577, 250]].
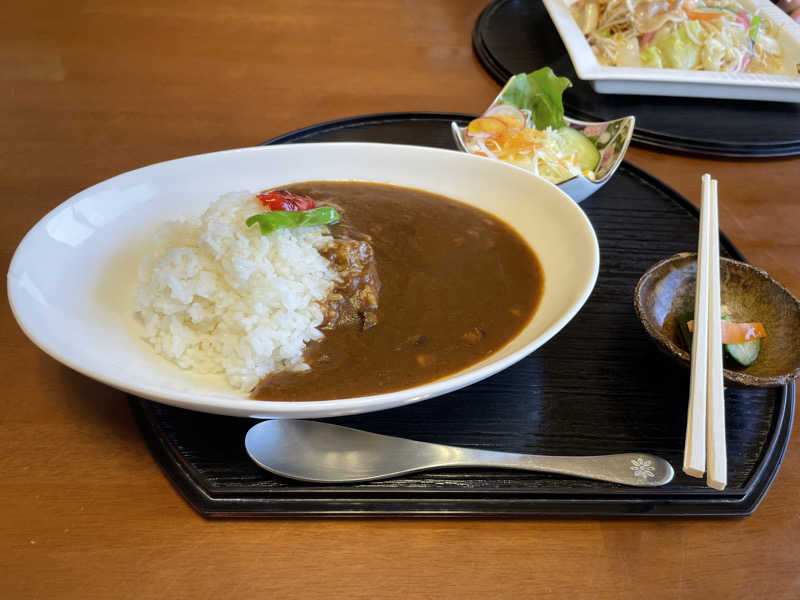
[[687, 320, 766, 344]]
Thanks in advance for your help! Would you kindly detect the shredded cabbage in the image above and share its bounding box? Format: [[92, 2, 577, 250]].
[[464, 119, 586, 184], [569, 0, 788, 74]]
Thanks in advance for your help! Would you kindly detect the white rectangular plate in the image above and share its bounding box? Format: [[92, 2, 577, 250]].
[[543, 0, 800, 102]]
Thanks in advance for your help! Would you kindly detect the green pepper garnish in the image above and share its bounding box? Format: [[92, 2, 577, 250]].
[[246, 206, 340, 235]]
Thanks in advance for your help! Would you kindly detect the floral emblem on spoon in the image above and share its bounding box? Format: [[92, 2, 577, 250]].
[[630, 457, 656, 479]]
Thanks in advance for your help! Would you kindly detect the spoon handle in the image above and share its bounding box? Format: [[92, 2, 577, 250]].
[[455, 448, 673, 487]]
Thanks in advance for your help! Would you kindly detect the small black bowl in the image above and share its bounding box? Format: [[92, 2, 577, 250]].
[[634, 253, 800, 387]]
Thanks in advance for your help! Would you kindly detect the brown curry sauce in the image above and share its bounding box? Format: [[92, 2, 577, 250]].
[[252, 181, 543, 401]]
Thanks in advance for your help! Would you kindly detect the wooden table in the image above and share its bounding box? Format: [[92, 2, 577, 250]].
[[2, 2, 799, 598]]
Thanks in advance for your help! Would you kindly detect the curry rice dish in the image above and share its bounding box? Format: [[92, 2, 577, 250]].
[[134, 181, 543, 400]]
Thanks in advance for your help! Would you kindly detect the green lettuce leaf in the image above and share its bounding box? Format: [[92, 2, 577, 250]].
[[499, 67, 572, 130]]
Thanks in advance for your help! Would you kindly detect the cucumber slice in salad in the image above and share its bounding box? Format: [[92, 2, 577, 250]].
[[556, 126, 601, 173]]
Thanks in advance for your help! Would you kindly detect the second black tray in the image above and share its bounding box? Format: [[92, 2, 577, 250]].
[[132, 113, 793, 517], [473, 0, 800, 157]]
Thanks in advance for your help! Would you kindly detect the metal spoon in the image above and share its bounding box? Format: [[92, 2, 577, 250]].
[[245, 420, 674, 486]]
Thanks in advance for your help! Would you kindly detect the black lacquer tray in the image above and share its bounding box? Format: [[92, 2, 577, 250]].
[[130, 113, 794, 517], [472, 0, 800, 157]]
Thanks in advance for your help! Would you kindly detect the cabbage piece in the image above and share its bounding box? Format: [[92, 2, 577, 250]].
[[701, 37, 726, 71], [656, 23, 700, 69], [651, 26, 672, 46], [640, 45, 663, 68], [617, 36, 642, 67], [633, 0, 676, 33], [756, 33, 780, 56], [581, 2, 599, 35], [683, 20, 706, 46], [718, 25, 748, 59]]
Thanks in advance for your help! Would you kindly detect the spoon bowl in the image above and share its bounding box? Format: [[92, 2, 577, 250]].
[[634, 252, 800, 387]]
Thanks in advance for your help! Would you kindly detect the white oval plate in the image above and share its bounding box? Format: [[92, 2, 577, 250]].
[[8, 143, 599, 419]]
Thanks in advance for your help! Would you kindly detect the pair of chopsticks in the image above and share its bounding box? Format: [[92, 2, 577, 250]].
[[683, 174, 726, 490]]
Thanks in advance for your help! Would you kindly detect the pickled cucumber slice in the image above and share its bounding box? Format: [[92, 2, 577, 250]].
[[725, 339, 762, 367]]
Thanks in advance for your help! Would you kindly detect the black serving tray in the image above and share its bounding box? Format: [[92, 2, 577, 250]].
[[130, 113, 794, 517], [472, 0, 800, 157]]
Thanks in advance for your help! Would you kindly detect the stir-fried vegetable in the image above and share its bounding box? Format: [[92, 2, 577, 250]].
[[246, 207, 340, 235], [569, 0, 787, 74], [658, 22, 702, 68]]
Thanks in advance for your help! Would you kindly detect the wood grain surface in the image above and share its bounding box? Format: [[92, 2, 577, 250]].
[[2, 1, 799, 598]]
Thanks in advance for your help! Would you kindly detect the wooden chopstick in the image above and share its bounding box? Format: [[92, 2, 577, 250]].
[[706, 179, 727, 490], [683, 174, 711, 478], [683, 174, 727, 489]]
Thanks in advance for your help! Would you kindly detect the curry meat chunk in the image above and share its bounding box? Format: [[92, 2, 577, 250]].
[[320, 237, 381, 331]]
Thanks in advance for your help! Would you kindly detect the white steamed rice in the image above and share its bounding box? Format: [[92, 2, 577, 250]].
[[133, 191, 339, 392]]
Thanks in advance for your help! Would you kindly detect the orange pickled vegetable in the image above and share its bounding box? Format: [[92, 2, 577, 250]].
[[687, 320, 767, 344]]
